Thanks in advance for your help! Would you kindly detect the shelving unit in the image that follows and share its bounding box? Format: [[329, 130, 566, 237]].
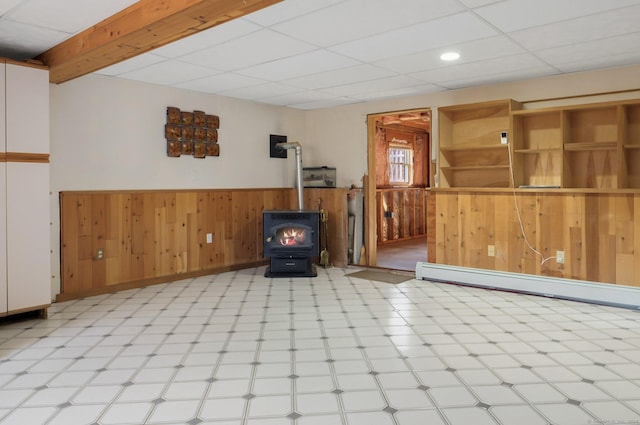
[[563, 105, 618, 189], [438, 99, 520, 188], [622, 104, 640, 188], [438, 98, 640, 190], [512, 110, 562, 188]]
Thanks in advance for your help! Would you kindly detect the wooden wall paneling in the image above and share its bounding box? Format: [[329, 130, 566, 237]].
[[91, 194, 107, 288], [426, 191, 436, 262], [615, 194, 635, 285], [60, 193, 79, 294], [597, 195, 617, 284], [564, 194, 586, 281], [635, 196, 640, 286], [467, 193, 486, 269], [142, 193, 157, 279], [583, 194, 600, 283], [457, 192, 469, 267], [59, 189, 299, 300], [433, 187, 640, 286], [537, 194, 564, 277], [302, 188, 349, 268], [444, 192, 461, 265], [493, 193, 510, 272]]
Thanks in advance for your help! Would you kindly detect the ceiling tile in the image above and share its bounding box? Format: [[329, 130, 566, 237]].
[[236, 50, 360, 81], [475, 0, 640, 32], [259, 90, 337, 107], [320, 75, 427, 97], [438, 67, 557, 90], [289, 97, 361, 110], [351, 84, 444, 101], [329, 12, 497, 62], [457, 0, 502, 7], [509, 5, 640, 52], [8, 0, 138, 33], [0, 19, 68, 60], [150, 19, 262, 59], [96, 54, 168, 76], [286, 64, 396, 90], [373, 35, 525, 74], [0, 0, 23, 15], [174, 73, 266, 94], [271, 0, 463, 47], [242, 0, 344, 27], [178, 29, 316, 71], [118, 60, 219, 86], [409, 53, 555, 85], [217, 82, 303, 101], [535, 31, 640, 70]]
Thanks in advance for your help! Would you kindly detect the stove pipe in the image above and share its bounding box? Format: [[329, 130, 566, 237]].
[[276, 141, 304, 210]]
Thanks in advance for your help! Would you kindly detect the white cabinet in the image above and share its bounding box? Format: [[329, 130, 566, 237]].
[[0, 59, 50, 317]]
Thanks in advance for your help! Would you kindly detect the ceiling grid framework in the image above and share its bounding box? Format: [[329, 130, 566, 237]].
[[1, 0, 640, 109]]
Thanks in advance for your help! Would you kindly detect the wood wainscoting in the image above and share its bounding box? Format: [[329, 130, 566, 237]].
[[59, 188, 348, 300], [435, 189, 640, 286]]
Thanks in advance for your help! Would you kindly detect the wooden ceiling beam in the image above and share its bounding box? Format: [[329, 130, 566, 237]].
[[37, 0, 283, 84]]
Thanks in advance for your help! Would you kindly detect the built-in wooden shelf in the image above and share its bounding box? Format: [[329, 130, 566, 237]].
[[441, 165, 510, 171], [564, 141, 617, 151], [514, 148, 562, 154], [439, 98, 640, 189]]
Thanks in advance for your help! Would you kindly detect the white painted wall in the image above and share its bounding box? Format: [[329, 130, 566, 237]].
[[49, 74, 307, 296], [49, 64, 640, 297], [304, 64, 640, 188]]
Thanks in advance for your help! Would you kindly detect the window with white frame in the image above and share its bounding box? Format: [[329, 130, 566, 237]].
[[388, 143, 413, 185]]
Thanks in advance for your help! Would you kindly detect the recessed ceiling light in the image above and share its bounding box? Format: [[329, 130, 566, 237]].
[[440, 51, 460, 61]]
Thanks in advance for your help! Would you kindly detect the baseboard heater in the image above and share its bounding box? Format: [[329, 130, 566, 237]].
[[415, 262, 640, 310]]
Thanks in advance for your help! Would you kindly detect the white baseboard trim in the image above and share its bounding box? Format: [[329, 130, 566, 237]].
[[415, 262, 640, 310]]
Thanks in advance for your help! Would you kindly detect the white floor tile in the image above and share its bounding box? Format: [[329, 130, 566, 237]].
[[296, 393, 339, 414], [395, 409, 446, 425], [441, 406, 499, 425], [429, 386, 478, 407], [535, 403, 597, 425], [385, 388, 433, 409], [582, 400, 640, 423], [47, 404, 106, 425], [345, 411, 395, 425], [248, 395, 293, 417], [490, 405, 548, 425], [2, 267, 640, 424], [100, 402, 153, 425]]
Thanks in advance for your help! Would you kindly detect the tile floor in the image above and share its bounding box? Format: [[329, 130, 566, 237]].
[[1, 266, 640, 425]]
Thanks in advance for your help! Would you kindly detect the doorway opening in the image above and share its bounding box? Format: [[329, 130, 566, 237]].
[[365, 108, 434, 271]]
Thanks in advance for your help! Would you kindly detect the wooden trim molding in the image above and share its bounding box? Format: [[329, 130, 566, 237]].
[[0, 153, 50, 163], [37, 0, 283, 84]]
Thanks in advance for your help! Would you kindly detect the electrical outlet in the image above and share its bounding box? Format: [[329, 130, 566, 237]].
[[96, 249, 104, 260], [556, 250, 565, 264], [206, 233, 213, 244], [487, 245, 495, 257]]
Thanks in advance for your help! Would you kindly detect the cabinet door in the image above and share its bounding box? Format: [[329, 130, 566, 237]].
[[5, 63, 49, 154], [0, 162, 6, 315], [6, 162, 50, 312], [0, 64, 5, 313], [0, 62, 5, 152]]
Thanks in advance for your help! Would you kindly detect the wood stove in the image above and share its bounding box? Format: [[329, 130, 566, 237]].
[[263, 210, 319, 277]]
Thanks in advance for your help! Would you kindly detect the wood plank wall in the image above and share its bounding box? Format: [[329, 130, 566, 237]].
[[60, 188, 348, 300], [435, 190, 640, 286]]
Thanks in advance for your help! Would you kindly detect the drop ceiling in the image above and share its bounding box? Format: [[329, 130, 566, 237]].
[[2, 0, 640, 110]]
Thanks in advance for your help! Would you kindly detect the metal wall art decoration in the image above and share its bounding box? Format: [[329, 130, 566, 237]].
[[165, 107, 220, 158]]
